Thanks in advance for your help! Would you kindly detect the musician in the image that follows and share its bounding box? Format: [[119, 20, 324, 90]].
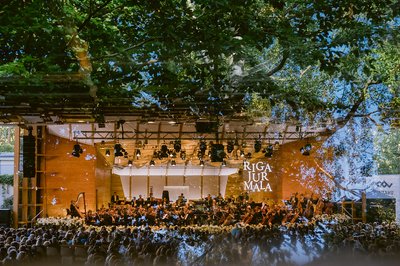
[[70, 200, 82, 218], [146, 193, 155, 205], [136, 195, 145, 207], [205, 194, 213, 208], [216, 193, 224, 204], [176, 193, 186, 206], [111, 192, 119, 205]]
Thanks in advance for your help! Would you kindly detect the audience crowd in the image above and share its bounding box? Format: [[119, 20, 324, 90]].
[[0, 193, 398, 266]]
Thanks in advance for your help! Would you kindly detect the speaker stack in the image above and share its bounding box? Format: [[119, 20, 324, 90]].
[[162, 190, 170, 203], [0, 209, 11, 227], [23, 134, 36, 178]]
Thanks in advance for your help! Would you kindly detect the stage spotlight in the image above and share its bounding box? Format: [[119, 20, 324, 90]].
[[265, 145, 273, 157], [105, 149, 110, 157], [240, 150, 245, 158], [200, 160, 204, 166], [124, 151, 128, 158], [300, 143, 312, 156], [180, 151, 186, 160], [211, 144, 225, 162], [96, 113, 105, 128], [116, 119, 125, 129], [227, 141, 234, 153], [254, 139, 262, 153], [234, 138, 239, 147], [161, 144, 169, 158], [150, 160, 155, 166], [114, 143, 123, 157], [200, 141, 207, 154], [246, 152, 252, 159], [174, 140, 181, 152], [171, 159, 176, 166], [136, 149, 141, 158], [222, 160, 227, 166], [72, 143, 83, 158], [273, 141, 280, 150], [128, 160, 133, 167]]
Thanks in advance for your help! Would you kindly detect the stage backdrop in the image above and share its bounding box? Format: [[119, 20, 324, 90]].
[[45, 134, 97, 216], [112, 165, 238, 201]]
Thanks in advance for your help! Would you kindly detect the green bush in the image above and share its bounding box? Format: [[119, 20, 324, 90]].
[[367, 199, 396, 223], [0, 174, 13, 186], [1, 195, 13, 208], [0, 143, 13, 152]]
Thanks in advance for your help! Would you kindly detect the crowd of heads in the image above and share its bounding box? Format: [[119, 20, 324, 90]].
[[0, 192, 398, 265], [0, 216, 399, 265]]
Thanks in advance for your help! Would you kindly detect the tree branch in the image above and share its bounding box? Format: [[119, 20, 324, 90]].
[[352, 110, 380, 117], [93, 38, 160, 61], [77, 0, 113, 33], [334, 80, 380, 129], [313, 158, 360, 197], [266, 49, 289, 76]]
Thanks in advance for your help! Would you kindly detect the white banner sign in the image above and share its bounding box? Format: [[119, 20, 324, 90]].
[[371, 175, 400, 223]]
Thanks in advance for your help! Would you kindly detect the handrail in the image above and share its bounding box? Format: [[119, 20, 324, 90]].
[[30, 209, 44, 225]]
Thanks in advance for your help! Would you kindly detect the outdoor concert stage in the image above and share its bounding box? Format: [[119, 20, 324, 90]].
[[44, 136, 327, 217], [14, 123, 330, 224]]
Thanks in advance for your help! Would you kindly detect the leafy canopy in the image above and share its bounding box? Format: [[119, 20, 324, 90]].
[[0, 0, 399, 122]]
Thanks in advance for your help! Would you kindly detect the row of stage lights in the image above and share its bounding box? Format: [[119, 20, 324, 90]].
[[72, 139, 313, 162]]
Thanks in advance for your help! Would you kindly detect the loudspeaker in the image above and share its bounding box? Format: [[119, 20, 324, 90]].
[[195, 121, 218, 133], [162, 190, 170, 203], [23, 135, 36, 178], [211, 144, 225, 162], [0, 209, 11, 227]]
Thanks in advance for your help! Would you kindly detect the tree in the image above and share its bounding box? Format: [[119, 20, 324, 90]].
[[0, 0, 398, 121], [375, 128, 400, 175], [1, 0, 399, 198], [0, 127, 14, 152]]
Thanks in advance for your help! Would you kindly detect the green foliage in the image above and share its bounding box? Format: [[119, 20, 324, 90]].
[[0, 0, 399, 121], [0, 127, 15, 151], [375, 129, 400, 174], [1, 196, 13, 209], [246, 93, 272, 120], [367, 199, 396, 223], [0, 144, 13, 152], [0, 175, 13, 186]]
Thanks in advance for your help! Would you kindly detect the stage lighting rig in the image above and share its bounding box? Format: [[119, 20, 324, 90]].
[[72, 143, 83, 158]]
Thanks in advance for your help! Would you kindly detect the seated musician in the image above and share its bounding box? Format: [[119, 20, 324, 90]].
[[176, 193, 186, 206], [69, 200, 83, 218], [146, 193, 155, 205], [216, 192, 224, 204]]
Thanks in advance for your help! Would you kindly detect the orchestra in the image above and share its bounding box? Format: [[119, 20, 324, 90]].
[[78, 192, 335, 227]]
